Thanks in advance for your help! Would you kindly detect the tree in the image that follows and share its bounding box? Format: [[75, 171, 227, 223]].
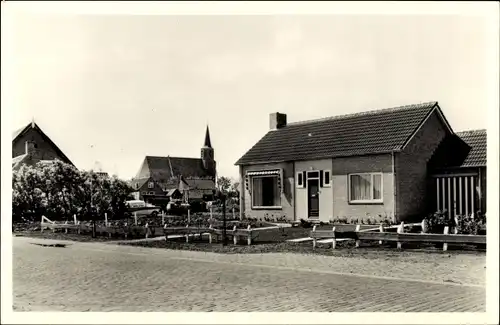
[[12, 159, 134, 222], [216, 176, 232, 194]]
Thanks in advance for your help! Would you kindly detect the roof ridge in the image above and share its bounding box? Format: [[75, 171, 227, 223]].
[[146, 155, 201, 160], [286, 101, 437, 127], [456, 128, 487, 134]]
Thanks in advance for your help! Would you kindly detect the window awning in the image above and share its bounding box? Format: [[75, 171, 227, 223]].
[[246, 170, 280, 176]]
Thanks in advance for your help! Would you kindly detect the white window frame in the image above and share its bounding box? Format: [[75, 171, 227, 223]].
[[323, 170, 331, 187], [348, 172, 383, 204], [296, 172, 304, 188], [251, 175, 282, 209], [148, 182, 154, 189]]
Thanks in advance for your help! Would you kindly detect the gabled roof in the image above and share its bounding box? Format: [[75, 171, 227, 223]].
[[145, 156, 215, 180], [456, 129, 487, 167], [12, 121, 75, 167], [235, 102, 452, 165], [428, 129, 486, 170], [130, 177, 151, 189]]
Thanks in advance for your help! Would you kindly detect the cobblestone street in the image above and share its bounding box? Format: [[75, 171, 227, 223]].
[[12, 237, 485, 312]]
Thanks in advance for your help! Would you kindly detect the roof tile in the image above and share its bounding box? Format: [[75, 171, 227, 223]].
[[236, 102, 438, 165]]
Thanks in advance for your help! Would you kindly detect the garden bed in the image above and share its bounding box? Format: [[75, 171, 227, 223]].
[[119, 235, 485, 257]]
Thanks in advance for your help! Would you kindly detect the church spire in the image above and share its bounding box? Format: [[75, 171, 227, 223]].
[[204, 125, 212, 148]]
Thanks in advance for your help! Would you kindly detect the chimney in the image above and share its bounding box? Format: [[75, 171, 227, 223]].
[[25, 141, 36, 156], [270, 112, 287, 130]]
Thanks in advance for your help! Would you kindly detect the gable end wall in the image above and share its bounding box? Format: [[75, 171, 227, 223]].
[[395, 109, 451, 221]]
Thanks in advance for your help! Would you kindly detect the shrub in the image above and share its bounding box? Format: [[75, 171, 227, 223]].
[[423, 210, 451, 234], [300, 218, 313, 228], [455, 212, 486, 235]]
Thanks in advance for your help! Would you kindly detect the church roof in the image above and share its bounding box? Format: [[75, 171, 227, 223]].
[[141, 156, 215, 180]]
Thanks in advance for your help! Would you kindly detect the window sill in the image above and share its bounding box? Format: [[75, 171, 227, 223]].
[[348, 200, 383, 205], [251, 206, 282, 210]]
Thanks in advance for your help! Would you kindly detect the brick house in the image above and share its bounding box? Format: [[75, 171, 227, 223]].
[[12, 120, 75, 170], [235, 102, 487, 223], [131, 126, 217, 205]]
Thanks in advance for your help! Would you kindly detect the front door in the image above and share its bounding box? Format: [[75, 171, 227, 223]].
[[308, 179, 320, 219]]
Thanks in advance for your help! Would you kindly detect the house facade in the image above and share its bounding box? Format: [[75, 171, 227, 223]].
[[12, 121, 75, 170], [131, 126, 217, 205], [235, 102, 487, 223]]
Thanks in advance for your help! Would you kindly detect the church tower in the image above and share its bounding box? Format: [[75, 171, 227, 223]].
[[201, 125, 215, 174]]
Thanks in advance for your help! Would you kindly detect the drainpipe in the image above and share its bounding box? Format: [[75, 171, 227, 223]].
[[392, 151, 396, 223]]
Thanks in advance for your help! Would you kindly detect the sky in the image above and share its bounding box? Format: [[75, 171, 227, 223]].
[[3, 7, 494, 181]]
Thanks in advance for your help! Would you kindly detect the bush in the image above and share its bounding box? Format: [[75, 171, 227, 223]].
[[300, 219, 313, 228], [455, 212, 486, 235], [423, 210, 486, 235], [423, 210, 451, 234]]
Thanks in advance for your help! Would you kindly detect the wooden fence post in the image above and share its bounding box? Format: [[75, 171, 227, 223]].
[[210, 206, 213, 219], [208, 224, 213, 244], [163, 224, 168, 242], [355, 224, 361, 248], [443, 226, 449, 251], [105, 213, 108, 227], [247, 225, 252, 246], [312, 225, 317, 249], [397, 222, 404, 249], [145, 223, 149, 239], [233, 225, 238, 245], [379, 224, 384, 245], [64, 221, 68, 234], [40, 215, 44, 233], [185, 224, 189, 243], [74, 214, 77, 225], [162, 211, 165, 225], [332, 226, 336, 250], [134, 212, 138, 226], [188, 209, 191, 224]]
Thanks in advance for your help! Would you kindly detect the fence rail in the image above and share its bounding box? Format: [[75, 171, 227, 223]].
[[310, 222, 486, 251], [39, 215, 279, 245]]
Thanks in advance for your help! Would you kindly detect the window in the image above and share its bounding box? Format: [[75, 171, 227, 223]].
[[349, 173, 383, 203], [308, 171, 319, 178], [297, 172, 304, 188], [148, 182, 154, 189], [148, 191, 155, 195], [323, 170, 331, 187], [135, 183, 139, 190], [141, 191, 147, 195], [252, 176, 281, 208]]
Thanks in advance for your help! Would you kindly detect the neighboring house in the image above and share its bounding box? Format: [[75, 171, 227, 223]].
[[12, 120, 75, 171], [235, 102, 487, 223], [428, 129, 487, 219], [131, 126, 217, 204], [129, 177, 167, 204]]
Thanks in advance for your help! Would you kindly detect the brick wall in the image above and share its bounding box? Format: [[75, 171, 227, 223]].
[[395, 110, 450, 221], [241, 162, 294, 221], [13, 128, 70, 163], [332, 154, 395, 223]]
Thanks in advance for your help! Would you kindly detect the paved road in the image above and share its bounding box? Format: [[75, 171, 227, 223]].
[[12, 237, 485, 312]]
